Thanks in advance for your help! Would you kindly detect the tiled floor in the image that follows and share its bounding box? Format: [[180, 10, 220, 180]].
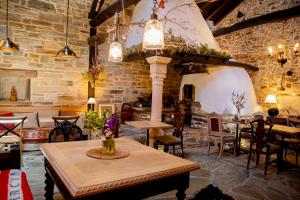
[[22, 126, 300, 200]]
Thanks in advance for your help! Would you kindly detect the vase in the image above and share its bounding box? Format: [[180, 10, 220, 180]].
[[101, 137, 116, 154]]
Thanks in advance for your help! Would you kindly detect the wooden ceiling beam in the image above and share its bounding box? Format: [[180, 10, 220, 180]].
[[89, 0, 141, 27], [88, 0, 105, 19], [213, 5, 300, 37]]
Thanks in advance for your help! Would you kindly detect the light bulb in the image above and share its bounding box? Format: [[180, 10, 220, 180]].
[[108, 41, 123, 62], [142, 15, 164, 50]]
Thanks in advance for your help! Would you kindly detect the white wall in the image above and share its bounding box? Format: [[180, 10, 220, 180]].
[[180, 67, 259, 115]]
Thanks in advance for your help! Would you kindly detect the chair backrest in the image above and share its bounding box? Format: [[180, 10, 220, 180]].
[[49, 117, 84, 143], [173, 106, 185, 138], [250, 119, 273, 151], [207, 112, 223, 138], [120, 103, 133, 124]]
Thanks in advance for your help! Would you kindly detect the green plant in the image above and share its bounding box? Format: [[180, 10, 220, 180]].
[[84, 110, 105, 131]]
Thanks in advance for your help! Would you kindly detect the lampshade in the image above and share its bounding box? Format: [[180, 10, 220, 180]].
[[108, 41, 123, 62], [56, 0, 78, 58], [56, 45, 78, 58], [0, 37, 19, 52], [1, 0, 20, 52], [264, 95, 277, 104], [87, 98, 96, 104], [142, 13, 164, 50]]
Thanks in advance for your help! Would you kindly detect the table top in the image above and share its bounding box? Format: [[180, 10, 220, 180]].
[[125, 120, 173, 129], [272, 124, 300, 135], [40, 137, 199, 198]]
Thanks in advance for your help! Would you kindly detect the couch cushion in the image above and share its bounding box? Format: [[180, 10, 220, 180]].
[[0, 112, 15, 131], [14, 112, 38, 129], [0, 169, 33, 200], [38, 110, 59, 128]]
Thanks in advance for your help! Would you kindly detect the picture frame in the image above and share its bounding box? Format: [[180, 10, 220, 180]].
[[98, 103, 115, 115]]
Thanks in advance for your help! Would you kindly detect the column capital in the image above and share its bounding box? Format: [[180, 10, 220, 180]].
[[146, 56, 172, 65]]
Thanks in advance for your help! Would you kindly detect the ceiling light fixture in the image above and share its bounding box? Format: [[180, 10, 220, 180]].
[[56, 0, 78, 58], [108, 12, 123, 62], [0, 0, 19, 52], [142, 0, 164, 50]]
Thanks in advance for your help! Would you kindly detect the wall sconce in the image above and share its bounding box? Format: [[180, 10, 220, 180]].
[[268, 43, 298, 67], [280, 69, 298, 91], [87, 97, 97, 111]]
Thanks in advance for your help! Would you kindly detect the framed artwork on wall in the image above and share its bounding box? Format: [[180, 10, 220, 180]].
[[98, 104, 115, 115]]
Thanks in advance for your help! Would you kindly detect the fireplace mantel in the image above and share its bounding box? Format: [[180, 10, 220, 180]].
[[0, 68, 37, 77]]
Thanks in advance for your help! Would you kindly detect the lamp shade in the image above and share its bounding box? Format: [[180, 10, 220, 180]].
[[0, 37, 19, 52], [142, 13, 164, 50], [108, 41, 123, 62], [264, 95, 277, 104], [56, 45, 78, 58], [87, 98, 96, 104]]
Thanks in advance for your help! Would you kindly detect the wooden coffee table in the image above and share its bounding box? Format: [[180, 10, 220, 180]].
[[40, 137, 199, 200]]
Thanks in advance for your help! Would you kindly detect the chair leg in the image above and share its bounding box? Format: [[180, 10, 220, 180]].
[[219, 143, 224, 158], [284, 143, 288, 159], [256, 152, 260, 166], [247, 147, 252, 170], [264, 153, 269, 175], [207, 140, 211, 155]]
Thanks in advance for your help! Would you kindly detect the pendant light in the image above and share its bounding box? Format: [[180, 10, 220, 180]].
[[56, 0, 78, 58], [0, 0, 19, 52], [108, 13, 123, 62], [142, 1, 164, 50]]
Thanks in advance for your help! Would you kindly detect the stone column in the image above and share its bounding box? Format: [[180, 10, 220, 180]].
[[146, 56, 172, 146]]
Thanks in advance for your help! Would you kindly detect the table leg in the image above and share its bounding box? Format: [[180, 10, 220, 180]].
[[45, 170, 54, 200], [235, 123, 240, 156], [146, 129, 150, 146]]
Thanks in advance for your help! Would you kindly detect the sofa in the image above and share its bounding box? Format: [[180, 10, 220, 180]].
[[0, 106, 86, 151]]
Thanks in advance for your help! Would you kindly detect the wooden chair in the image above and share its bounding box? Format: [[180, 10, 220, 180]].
[[246, 119, 282, 175], [238, 114, 264, 153], [120, 103, 133, 124], [207, 113, 236, 158], [49, 116, 84, 143], [155, 106, 185, 157]]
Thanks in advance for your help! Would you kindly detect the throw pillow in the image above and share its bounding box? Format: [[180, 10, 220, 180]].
[[14, 112, 38, 129], [0, 112, 15, 131]]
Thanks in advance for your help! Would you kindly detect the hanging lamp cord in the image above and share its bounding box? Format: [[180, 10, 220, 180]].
[[65, 0, 70, 46], [152, 0, 158, 12], [6, 0, 8, 37]]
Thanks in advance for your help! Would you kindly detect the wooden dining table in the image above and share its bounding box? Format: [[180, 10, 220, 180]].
[[125, 120, 173, 146], [40, 137, 199, 200]]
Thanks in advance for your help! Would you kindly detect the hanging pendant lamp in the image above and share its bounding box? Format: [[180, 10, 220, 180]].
[[0, 0, 19, 52], [56, 0, 78, 58], [108, 13, 123, 62], [142, 1, 164, 50]]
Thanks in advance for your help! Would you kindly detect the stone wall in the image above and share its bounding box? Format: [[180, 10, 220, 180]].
[[0, 0, 91, 106], [215, 0, 300, 114]]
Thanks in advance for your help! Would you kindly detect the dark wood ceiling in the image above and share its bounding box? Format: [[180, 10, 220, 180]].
[[198, 0, 243, 24], [89, 0, 243, 27]]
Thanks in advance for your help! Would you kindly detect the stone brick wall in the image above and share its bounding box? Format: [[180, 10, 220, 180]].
[[215, 0, 300, 114], [0, 0, 91, 106]]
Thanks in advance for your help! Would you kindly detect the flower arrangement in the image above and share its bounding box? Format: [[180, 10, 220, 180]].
[[81, 61, 104, 88], [101, 114, 119, 154], [232, 91, 246, 118]]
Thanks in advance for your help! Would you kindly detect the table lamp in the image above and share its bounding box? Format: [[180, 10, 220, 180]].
[[264, 95, 279, 116], [87, 98, 96, 111]]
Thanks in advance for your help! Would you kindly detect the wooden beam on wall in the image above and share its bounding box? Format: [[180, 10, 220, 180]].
[[89, 0, 141, 27], [213, 5, 300, 37]]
